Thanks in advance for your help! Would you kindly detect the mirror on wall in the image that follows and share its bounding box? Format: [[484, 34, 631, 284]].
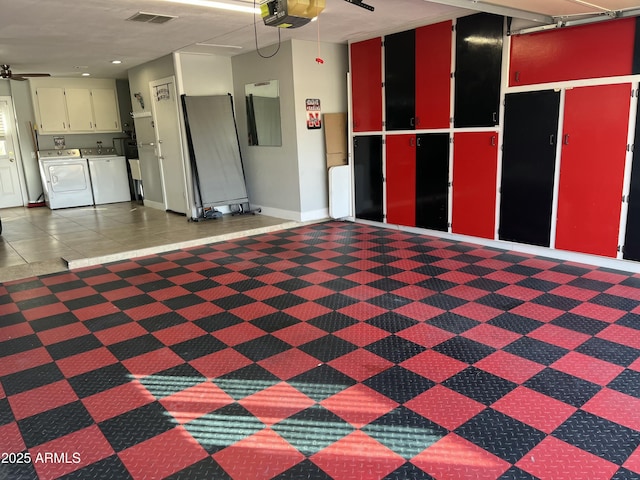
[[245, 80, 282, 146]]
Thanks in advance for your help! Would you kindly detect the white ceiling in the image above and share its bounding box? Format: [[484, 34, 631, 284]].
[[0, 0, 639, 80]]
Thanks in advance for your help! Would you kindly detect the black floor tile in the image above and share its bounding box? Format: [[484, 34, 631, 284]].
[[443, 367, 517, 406], [0, 334, 43, 358], [503, 337, 568, 366], [384, 462, 436, 479], [215, 364, 279, 400], [607, 369, 640, 399], [170, 335, 227, 362], [193, 312, 243, 332], [455, 408, 546, 463], [60, 455, 131, 480], [1, 362, 64, 396], [250, 313, 301, 333], [549, 263, 589, 276], [366, 312, 418, 334], [138, 312, 188, 333], [365, 336, 426, 363], [524, 368, 600, 408], [233, 335, 292, 362], [166, 457, 233, 480], [590, 293, 640, 311], [515, 278, 560, 292], [576, 338, 640, 367], [551, 313, 609, 335], [531, 293, 582, 311], [107, 335, 166, 362], [0, 398, 14, 426], [18, 401, 94, 448], [273, 460, 333, 480], [568, 277, 615, 292], [421, 294, 468, 310], [432, 337, 495, 364], [262, 293, 308, 310], [429, 313, 480, 334], [475, 293, 524, 311], [288, 364, 356, 402], [68, 363, 131, 399], [616, 313, 640, 331], [488, 313, 543, 335], [553, 410, 640, 465], [364, 366, 435, 404], [30, 312, 78, 332], [299, 335, 358, 362], [63, 294, 108, 311], [210, 293, 256, 311]]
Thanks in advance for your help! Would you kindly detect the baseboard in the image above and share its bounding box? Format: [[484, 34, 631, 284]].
[[143, 200, 165, 211]]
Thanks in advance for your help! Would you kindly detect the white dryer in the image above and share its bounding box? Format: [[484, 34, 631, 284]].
[[82, 147, 131, 205], [38, 149, 94, 209]]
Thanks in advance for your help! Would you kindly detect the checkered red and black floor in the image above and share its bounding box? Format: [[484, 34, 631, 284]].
[[2, 221, 640, 479]]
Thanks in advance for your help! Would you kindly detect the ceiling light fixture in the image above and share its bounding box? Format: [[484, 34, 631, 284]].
[[159, 0, 260, 14], [111, 60, 123, 64], [82, 73, 91, 76], [195, 42, 243, 48]]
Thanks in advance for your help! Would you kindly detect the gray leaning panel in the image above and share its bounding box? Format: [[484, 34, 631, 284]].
[[183, 95, 248, 207]]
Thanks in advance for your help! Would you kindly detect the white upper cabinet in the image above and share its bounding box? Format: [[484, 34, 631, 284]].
[[32, 79, 121, 134]]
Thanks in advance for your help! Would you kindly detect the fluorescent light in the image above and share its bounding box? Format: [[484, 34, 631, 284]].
[[82, 73, 91, 76], [195, 42, 243, 48], [159, 0, 260, 14], [111, 60, 123, 64]]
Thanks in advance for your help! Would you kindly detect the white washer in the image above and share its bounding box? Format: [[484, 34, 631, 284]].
[[38, 149, 94, 209], [83, 147, 131, 205]]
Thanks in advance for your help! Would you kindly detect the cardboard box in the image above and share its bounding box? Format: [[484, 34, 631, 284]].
[[324, 112, 348, 168]]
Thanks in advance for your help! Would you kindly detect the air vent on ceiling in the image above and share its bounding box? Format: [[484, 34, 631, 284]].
[[127, 12, 177, 24]]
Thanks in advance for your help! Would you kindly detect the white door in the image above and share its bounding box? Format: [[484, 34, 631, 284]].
[[149, 77, 187, 214], [0, 97, 24, 208]]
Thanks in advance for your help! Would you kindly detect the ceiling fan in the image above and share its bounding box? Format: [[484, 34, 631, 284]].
[[0, 65, 51, 81]]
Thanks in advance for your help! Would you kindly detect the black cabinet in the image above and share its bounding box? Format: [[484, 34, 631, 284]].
[[454, 13, 503, 128], [385, 30, 416, 131], [416, 133, 450, 231], [354, 135, 383, 222], [624, 100, 640, 261], [499, 90, 560, 247]]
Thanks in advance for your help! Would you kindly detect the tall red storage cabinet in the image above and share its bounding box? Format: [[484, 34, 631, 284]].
[[555, 84, 631, 257], [452, 132, 498, 239], [386, 135, 416, 227], [351, 38, 382, 132]]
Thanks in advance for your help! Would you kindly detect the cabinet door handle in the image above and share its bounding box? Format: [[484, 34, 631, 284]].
[[409, 137, 415, 147], [115, 121, 118, 128], [415, 117, 420, 127], [492, 112, 497, 124], [90, 122, 93, 129], [417, 137, 421, 147], [491, 135, 496, 146], [563, 134, 570, 145], [550, 134, 555, 145], [410, 117, 415, 127], [515, 71, 520, 83], [63, 122, 66, 129]]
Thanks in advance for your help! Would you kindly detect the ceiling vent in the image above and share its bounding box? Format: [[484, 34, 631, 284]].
[[127, 12, 177, 24]]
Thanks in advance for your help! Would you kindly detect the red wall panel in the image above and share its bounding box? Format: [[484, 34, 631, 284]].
[[386, 135, 416, 227], [555, 83, 631, 257], [510, 18, 636, 86], [415, 20, 452, 129], [452, 132, 498, 239], [351, 38, 382, 132]]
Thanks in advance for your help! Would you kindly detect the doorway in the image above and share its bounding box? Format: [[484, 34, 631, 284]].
[[149, 77, 187, 214], [0, 97, 25, 208]]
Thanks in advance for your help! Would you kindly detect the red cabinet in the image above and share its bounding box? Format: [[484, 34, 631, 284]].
[[386, 135, 416, 227], [415, 20, 452, 129], [452, 132, 498, 239], [351, 38, 382, 132], [510, 18, 636, 86], [555, 83, 631, 257]]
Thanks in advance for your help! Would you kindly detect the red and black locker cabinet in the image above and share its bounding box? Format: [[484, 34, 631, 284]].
[[452, 132, 498, 239], [353, 135, 383, 222], [386, 135, 416, 227], [624, 100, 640, 262], [385, 30, 415, 131], [499, 90, 561, 247], [555, 83, 631, 258], [415, 20, 452, 129], [416, 133, 449, 232], [454, 13, 503, 128], [351, 38, 382, 132], [510, 18, 636, 87]]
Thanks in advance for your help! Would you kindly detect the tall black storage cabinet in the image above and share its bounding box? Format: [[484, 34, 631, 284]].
[[454, 13, 503, 128], [624, 100, 640, 261], [499, 90, 561, 247], [416, 133, 450, 231], [354, 135, 384, 222], [385, 30, 416, 131]]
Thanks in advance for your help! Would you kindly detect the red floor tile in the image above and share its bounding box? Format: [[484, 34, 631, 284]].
[[214, 428, 305, 480], [230, 302, 279, 321], [310, 430, 405, 480], [597, 324, 640, 350], [605, 284, 640, 301], [55, 347, 119, 378], [570, 302, 626, 323], [624, 445, 640, 475], [122, 348, 185, 376], [36, 322, 91, 346], [0, 347, 53, 377], [53, 286, 99, 302], [284, 302, 333, 321], [509, 302, 564, 323], [9, 380, 78, 421], [94, 322, 148, 346], [22, 302, 69, 321], [0, 422, 26, 453], [437, 270, 481, 285], [533, 270, 577, 284], [551, 351, 624, 386], [124, 302, 173, 321], [474, 351, 545, 384], [83, 380, 155, 423], [462, 324, 520, 349], [549, 284, 599, 301], [161, 381, 234, 424], [405, 386, 485, 430], [396, 323, 455, 348], [238, 382, 314, 426], [337, 302, 388, 322], [411, 433, 510, 479], [9, 286, 53, 302], [101, 286, 144, 302], [527, 324, 590, 350], [320, 384, 398, 428], [393, 302, 445, 321], [0, 322, 34, 341], [333, 323, 390, 347], [516, 436, 618, 480], [451, 303, 503, 322], [30, 425, 115, 480], [147, 285, 191, 301], [495, 285, 543, 301], [190, 348, 253, 378], [151, 322, 206, 346], [328, 349, 393, 382], [400, 350, 467, 383], [258, 348, 321, 380], [271, 323, 327, 347], [444, 285, 490, 301], [484, 270, 527, 285], [119, 426, 208, 480], [491, 386, 576, 434], [582, 388, 640, 431], [73, 303, 120, 322]]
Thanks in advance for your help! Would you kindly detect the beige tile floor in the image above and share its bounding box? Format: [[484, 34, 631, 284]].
[[0, 203, 299, 282]]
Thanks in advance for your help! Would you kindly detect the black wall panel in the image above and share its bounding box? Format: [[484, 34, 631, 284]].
[[499, 90, 560, 247], [454, 13, 503, 128], [385, 30, 416, 131], [354, 135, 383, 222], [624, 99, 640, 261], [416, 133, 449, 231]]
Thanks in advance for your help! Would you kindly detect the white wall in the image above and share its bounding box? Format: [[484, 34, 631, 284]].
[[127, 55, 175, 205], [291, 40, 348, 221], [232, 41, 302, 220]]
